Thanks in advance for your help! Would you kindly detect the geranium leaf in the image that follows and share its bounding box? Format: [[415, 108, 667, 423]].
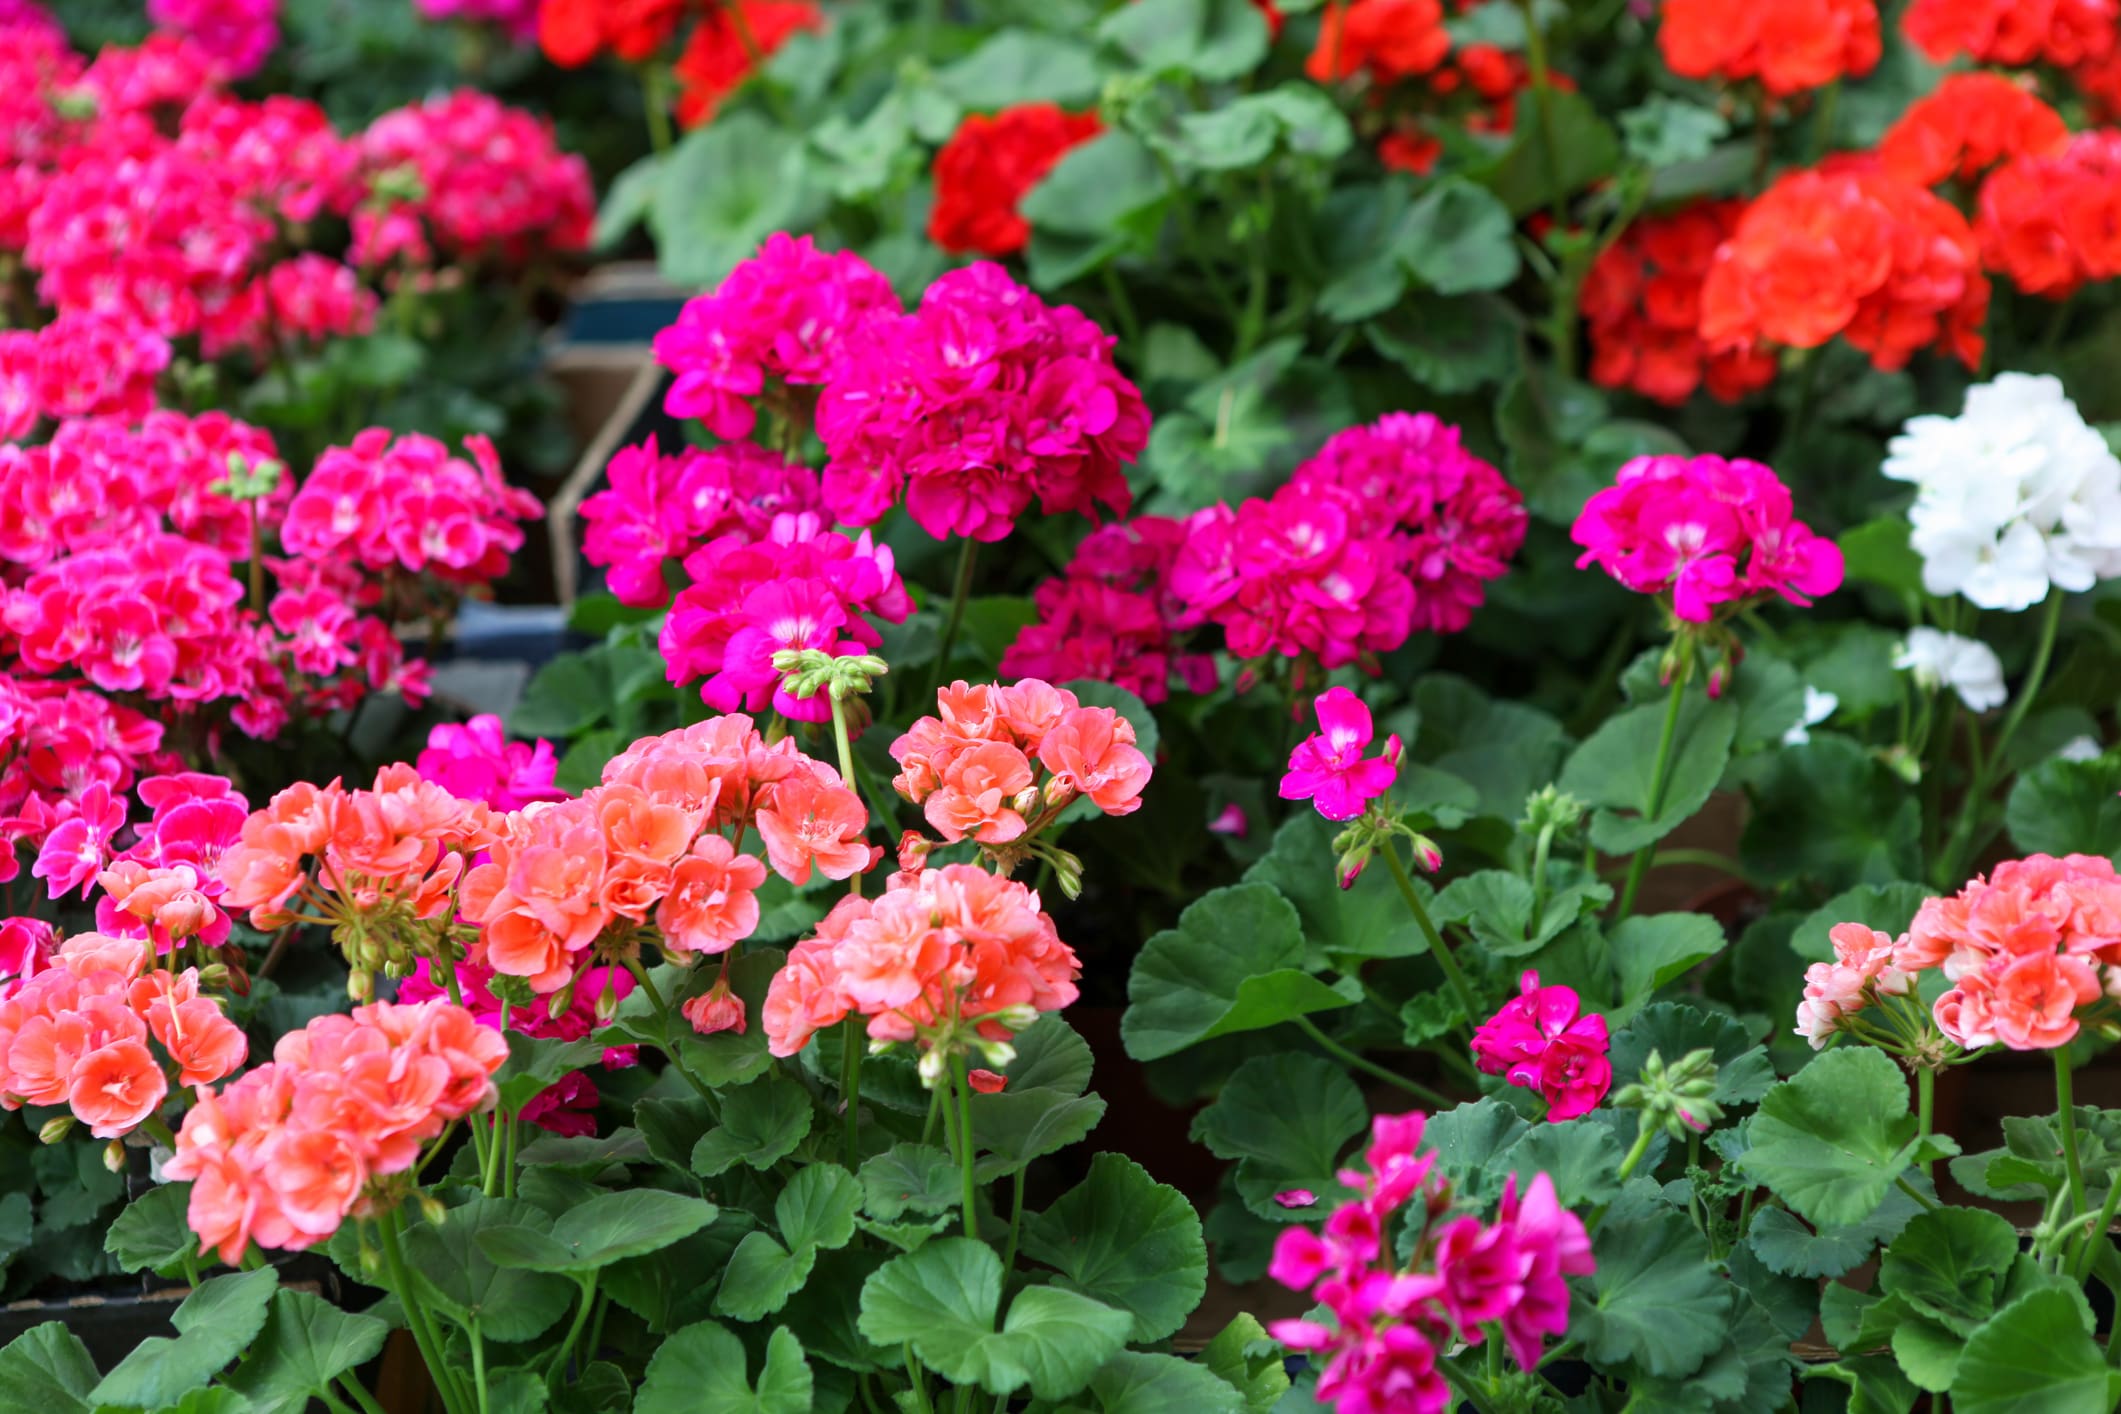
[[776, 1164, 862, 1253], [712, 1230, 816, 1321], [224, 1289, 388, 1407], [1877, 1207, 2019, 1335], [1742, 1180, 1926, 1279], [1189, 1053, 1368, 1222], [859, 1144, 960, 1221], [0, 1322, 99, 1414], [479, 1190, 718, 1273], [1058, 1350, 1247, 1412], [692, 1074, 814, 1175], [104, 1184, 194, 1276], [1608, 1001, 1774, 1106], [1122, 883, 1355, 1060], [402, 1196, 574, 1342], [639, 1320, 814, 1414], [1198, 1313, 1289, 1411], [1739, 1048, 1920, 1229], [2006, 749, 2121, 863], [90, 1267, 278, 1409], [1611, 912, 1727, 1006], [1020, 1154, 1206, 1343], [1560, 695, 1736, 855], [1575, 1188, 1732, 1378], [1952, 1288, 2121, 1414]]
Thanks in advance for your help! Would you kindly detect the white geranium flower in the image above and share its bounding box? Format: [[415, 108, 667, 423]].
[[2058, 735, 2104, 762], [1882, 373, 2121, 611], [1894, 628, 2007, 712], [1783, 686, 1838, 745]]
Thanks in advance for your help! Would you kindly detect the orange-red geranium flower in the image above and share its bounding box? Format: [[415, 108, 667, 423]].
[[1659, 0, 1881, 95], [1976, 130, 2121, 298], [672, 0, 822, 128], [1581, 200, 1779, 406], [1878, 72, 2069, 187], [927, 105, 1103, 257], [1307, 0, 1451, 85], [1902, 0, 2116, 68], [537, 0, 688, 67]]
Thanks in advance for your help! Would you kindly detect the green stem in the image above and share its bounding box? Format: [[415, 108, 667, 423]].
[[829, 694, 866, 900], [1514, 0, 1568, 231], [471, 1321, 489, 1414], [2058, 1051, 2090, 1222], [841, 1016, 863, 1171], [624, 958, 719, 1107], [1381, 843, 1482, 1028], [903, 1347, 936, 1414], [930, 541, 980, 696], [336, 1375, 391, 1414], [640, 64, 674, 154], [1293, 1014, 1452, 1107], [317, 1389, 360, 1414], [377, 1212, 469, 1414], [1937, 590, 2064, 885], [1809, 80, 1840, 162], [545, 1275, 600, 1384], [1001, 1168, 1026, 1274], [950, 1056, 980, 1241], [1615, 665, 1691, 920], [1527, 822, 1557, 934], [1099, 265, 1141, 350], [1615, 1124, 1655, 1186], [1896, 1175, 1940, 1211], [1915, 1066, 1935, 1181], [2071, 1167, 2121, 1285]]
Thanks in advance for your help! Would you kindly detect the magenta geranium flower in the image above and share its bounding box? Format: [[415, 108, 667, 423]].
[[1470, 970, 1613, 1122], [1279, 687, 1402, 822]]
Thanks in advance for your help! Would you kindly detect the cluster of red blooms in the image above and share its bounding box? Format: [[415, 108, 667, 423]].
[[1975, 131, 2121, 299], [537, 0, 822, 129], [1306, 0, 1450, 85], [1877, 73, 2068, 188], [888, 679, 1153, 849], [0, 932, 247, 1143], [1903, 0, 2116, 69], [1582, 203, 1779, 406], [580, 438, 825, 607], [927, 105, 1103, 257], [1698, 162, 1988, 374], [1658, 0, 1881, 97], [166, 999, 506, 1262], [999, 517, 1214, 706]]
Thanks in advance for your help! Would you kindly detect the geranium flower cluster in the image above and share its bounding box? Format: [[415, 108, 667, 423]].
[[166, 999, 506, 1262], [927, 104, 1103, 257], [671, 1, 821, 128], [1808, 854, 2121, 1053], [581, 438, 825, 608], [1377, 44, 1576, 176], [1580, 201, 1779, 406], [1894, 628, 2007, 712], [1269, 1112, 1595, 1414], [0, 932, 246, 1141], [1281, 687, 1401, 824], [454, 717, 877, 994], [1570, 453, 1845, 625], [84, 773, 250, 956], [652, 233, 901, 442], [414, 714, 566, 813], [817, 262, 1149, 541], [1901, 0, 2115, 68], [537, 0, 684, 64], [1877, 73, 2067, 189], [1699, 163, 1988, 373], [0, 675, 169, 891], [761, 862, 1079, 1076], [889, 680, 1152, 851], [145, 0, 281, 79], [0, 313, 170, 435], [999, 516, 1213, 705], [1305, 0, 1451, 84], [1657, 0, 1881, 96], [660, 513, 912, 722], [350, 89, 594, 268], [1881, 374, 2121, 611], [1471, 971, 1613, 1121], [1975, 132, 2121, 299]]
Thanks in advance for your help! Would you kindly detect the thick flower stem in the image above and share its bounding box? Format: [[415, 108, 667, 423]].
[[377, 1211, 471, 1414], [2071, 1167, 2121, 1285], [1614, 1123, 1655, 1186], [2058, 1051, 2089, 1223], [1382, 842, 1482, 1029], [930, 540, 980, 697], [950, 1055, 981, 1241], [624, 958, 720, 1112], [1937, 589, 2064, 887], [1293, 1014, 1452, 1108], [840, 1016, 863, 1172], [829, 694, 865, 901], [1615, 666, 1691, 921], [1914, 1065, 1935, 1180], [639, 64, 674, 155]]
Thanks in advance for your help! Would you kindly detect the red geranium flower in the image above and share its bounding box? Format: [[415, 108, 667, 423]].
[[673, 0, 823, 128], [1581, 200, 1778, 406], [1976, 131, 2121, 299], [1903, 0, 2116, 68], [537, 0, 688, 67], [1306, 0, 1450, 85], [1878, 72, 2068, 188], [1659, 0, 1881, 96], [927, 104, 1103, 257]]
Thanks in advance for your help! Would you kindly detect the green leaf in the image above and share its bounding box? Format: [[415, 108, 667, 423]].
[[1190, 1053, 1368, 1221], [1399, 990, 1467, 1048], [650, 114, 826, 290], [1020, 1154, 1206, 1343], [1878, 1207, 2020, 1335], [403, 1195, 575, 1343], [510, 652, 610, 740], [2006, 749, 2121, 864], [935, 31, 1103, 108], [1394, 178, 1521, 295], [969, 1016, 1107, 1179], [693, 1074, 814, 1175], [1838, 517, 1924, 598], [91, 1267, 279, 1409], [1743, 1182, 1926, 1279], [778, 1165, 862, 1253], [1098, 0, 1269, 80], [713, 1230, 817, 1321], [861, 1144, 961, 1221], [0, 1323, 99, 1414], [1020, 132, 1167, 241], [1611, 912, 1727, 1003], [224, 1289, 388, 1409], [104, 1184, 195, 1275], [1063, 1350, 1247, 1412], [1739, 1048, 1920, 1229], [1365, 294, 1520, 395], [1122, 883, 1354, 1060], [1244, 814, 1428, 961], [1618, 95, 1730, 167], [593, 151, 663, 250], [1576, 1189, 1732, 1378], [1560, 695, 1737, 855], [1790, 882, 1931, 963], [639, 1321, 814, 1414], [1474, 88, 1620, 217], [1952, 1288, 2121, 1414], [782, 1246, 890, 1372], [1741, 735, 1922, 890], [858, 1238, 1131, 1399], [495, 1032, 607, 1113], [1199, 1313, 1288, 1411], [479, 1190, 718, 1273], [1499, 1121, 1629, 1208], [1422, 1097, 1532, 1207], [1607, 1002, 1773, 1106], [1433, 870, 1607, 959]]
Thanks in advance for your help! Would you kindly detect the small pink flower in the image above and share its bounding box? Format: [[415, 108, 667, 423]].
[[1471, 971, 1612, 1121], [680, 976, 748, 1036], [1272, 1188, 1317, 1209], [967, 1068, 1007, 1094], [1208, 803, 1248, 837], [1279, 687, 1401, 822]]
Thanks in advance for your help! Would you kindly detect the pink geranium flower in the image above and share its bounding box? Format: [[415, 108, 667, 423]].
[[1471, 970, 1613, 1121], [1280, 687, 1402, 822]]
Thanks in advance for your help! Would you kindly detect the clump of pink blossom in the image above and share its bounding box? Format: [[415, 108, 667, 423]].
[[415, 715, 566, 813], [817, 262, 1148, 542], [0, 674, 170, 891], [351, 89, 593, 268], [1291, 413, 1529, 633], [0, 312, 169, 433], [580, 437, 824, 608], [1570, 453, 1845, 623], [1795, 922, 1914, 1048], [145, 0, 281, 79], [660, 513, 912, 723], [83, 773, 248, 950], [1471, 970, 1613, 1121], [1281, 687, 1402, 823], [1269, 1111, 1595, 1413], [655, 233, 901, 441], [1000, 516, 1216, 704]]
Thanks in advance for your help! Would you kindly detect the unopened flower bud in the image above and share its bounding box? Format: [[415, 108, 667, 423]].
[[347, 970, 373, 1002], [417, 1193, 449, 1227], [992, 1003, 1040, 1034], [1521, 785, 1586, 835], [1045, 848, 1084, 901], [104, 1139, 126, 1173], [1042, 775, 1078, 810], [1881, 744, 1922, 786], [1010, 786, 1041, 818], [1409, 834, 1443, 874], [975, 1037, 1018, 1071], [595, 973, 620, 1027], [917, 1047, 948, 1089], [549, 979, 577, 1023], [197, 963, 231, 990], [896, 831, 933, 878], [1381, 734, 1404, 769], [38, 1115, 73, 1145], [358, 1239, 383, 1281]]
